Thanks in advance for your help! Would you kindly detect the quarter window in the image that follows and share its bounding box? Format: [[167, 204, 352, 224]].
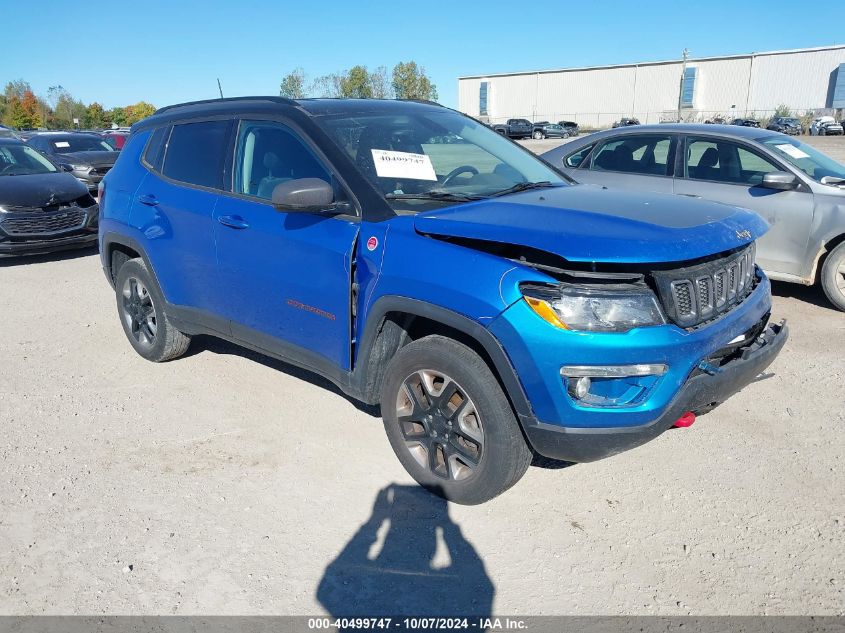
[[686, 138, 780, 185], [590, 135, 674, 176], [162, 120, 231, 189], [563, 144, 594, 168], [234, 120, 337, 202], [143, 127, 169, 171]]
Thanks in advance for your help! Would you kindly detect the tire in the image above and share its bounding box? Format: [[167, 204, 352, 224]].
[[821, 242, 845, 311], [114, 258, 191, 362], [533, 130, 544, 140], [380, 335, 532, 505]]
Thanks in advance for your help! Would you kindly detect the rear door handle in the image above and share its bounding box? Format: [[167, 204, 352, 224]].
[[217, 215, 250, 230], [138, 194, 158, 206]]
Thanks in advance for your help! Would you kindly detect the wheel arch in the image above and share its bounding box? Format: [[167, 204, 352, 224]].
[[808, 230, 845, 284], [101, 232, 160, 290], [353, 296, 534, 423]]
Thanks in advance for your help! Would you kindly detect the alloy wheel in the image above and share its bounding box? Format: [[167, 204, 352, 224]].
[[121, 276, 157, 348], [395, 370, 484, 481], [836, 261, 845, 294]]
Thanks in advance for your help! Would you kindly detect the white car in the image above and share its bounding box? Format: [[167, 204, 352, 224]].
[[810, 116, 844, 136]]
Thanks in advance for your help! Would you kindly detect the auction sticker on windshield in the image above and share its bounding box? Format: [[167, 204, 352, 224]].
[[55, 141, 71, 148], [775, 144, 810, 159], [371, 149, 437, 181]]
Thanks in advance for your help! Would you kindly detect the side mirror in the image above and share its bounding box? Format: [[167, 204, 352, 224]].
[[272, 178, 344, 213], [761, 171, 799, 190], [820, 176, 845, 187]]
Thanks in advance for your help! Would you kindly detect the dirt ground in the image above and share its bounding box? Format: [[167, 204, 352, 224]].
[[1, 139, 844, 617]]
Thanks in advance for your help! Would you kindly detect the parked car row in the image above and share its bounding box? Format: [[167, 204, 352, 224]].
[[541, 124, 845, 311], [25, 132, 119, 194], [608, 116, 844, 135], [489, 119, 580, 139]]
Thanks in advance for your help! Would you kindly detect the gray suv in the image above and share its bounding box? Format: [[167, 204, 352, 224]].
[[542, 124, 845, 310]]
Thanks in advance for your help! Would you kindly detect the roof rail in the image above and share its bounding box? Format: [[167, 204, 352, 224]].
[[398, 98, 443, 107], [154, 96, 297, 115]]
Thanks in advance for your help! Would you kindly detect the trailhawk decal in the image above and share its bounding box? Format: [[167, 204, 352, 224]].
[[286, 299, 336, 321]]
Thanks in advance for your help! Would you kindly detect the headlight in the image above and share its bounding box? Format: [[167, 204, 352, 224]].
[[70, 164, 89, 171], [522, 283, 666, 332]]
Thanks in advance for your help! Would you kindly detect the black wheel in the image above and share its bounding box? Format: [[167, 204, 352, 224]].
[[115, 258, 191, 362], [821, 242, 845, 311], [380, 335, 532, 505]]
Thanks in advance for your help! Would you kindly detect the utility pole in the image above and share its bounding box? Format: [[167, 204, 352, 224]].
[[677, 48, 689, 122], [217, 78, 224, 99]]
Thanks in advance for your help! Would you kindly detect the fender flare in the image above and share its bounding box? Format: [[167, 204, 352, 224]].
[[352, 296, 534, 421], [100, 231, 161, 290]]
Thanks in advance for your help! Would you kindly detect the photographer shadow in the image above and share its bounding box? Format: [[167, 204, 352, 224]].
[[317, 484, 494, 619]]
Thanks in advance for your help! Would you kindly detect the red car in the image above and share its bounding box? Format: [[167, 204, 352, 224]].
[[101, 131, 129, 150]]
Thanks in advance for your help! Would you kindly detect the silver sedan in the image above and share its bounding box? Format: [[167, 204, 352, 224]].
[[542, 124, 845, 310]]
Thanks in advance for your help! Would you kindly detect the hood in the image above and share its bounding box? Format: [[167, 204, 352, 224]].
[[413, 184, 769, 264], [54, 150, 118, 165], [0, 172, 89, 208]]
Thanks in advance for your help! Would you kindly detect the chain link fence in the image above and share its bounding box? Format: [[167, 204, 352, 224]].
[[485, 107, 843, 132]]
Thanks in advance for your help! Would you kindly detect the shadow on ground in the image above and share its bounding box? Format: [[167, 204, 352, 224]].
[[770, 279, 837, 312], [0, 245, 97, 267], [317, 484, 494, 618], [185, 334, 379, 416]]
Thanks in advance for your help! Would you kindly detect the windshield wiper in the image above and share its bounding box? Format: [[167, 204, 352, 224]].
[[489, 181, 558, 197], [385, 190, 486, 202]]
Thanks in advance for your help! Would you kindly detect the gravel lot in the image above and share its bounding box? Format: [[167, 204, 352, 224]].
[[1, 136, 844, 617]]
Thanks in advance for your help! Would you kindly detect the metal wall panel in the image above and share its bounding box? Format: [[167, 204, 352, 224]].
[[458, 46, 845, 126]]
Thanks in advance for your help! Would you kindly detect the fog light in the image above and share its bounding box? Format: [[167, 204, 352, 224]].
[[568, 376, 591, 399]]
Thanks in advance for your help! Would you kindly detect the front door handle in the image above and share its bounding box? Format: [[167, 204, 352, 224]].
[[217, 215, 250, 230], [138, 194, 158, 206]]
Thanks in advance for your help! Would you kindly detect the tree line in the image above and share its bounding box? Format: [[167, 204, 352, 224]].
[[279, 61, 438, 101], [0, 80, 156, 130]]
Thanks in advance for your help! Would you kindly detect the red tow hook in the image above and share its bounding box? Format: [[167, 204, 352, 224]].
[[673, 411, 696, 428]]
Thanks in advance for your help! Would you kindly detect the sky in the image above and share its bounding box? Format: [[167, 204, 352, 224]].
[[2, 0, 842, 111]]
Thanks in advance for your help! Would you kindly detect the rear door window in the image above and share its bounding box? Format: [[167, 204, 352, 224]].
[[162, 120, 231, 189], [589, 135, 674, 176]]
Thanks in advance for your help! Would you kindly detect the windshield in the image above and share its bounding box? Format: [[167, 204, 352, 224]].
[[48, 135, 113, 153], [0, 144, 57, 176], [761, 135, 845, 183], [313, 109, 567, 211]]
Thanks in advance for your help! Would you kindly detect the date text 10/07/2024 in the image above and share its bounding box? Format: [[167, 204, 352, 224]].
[[307, 618, 528, 630]]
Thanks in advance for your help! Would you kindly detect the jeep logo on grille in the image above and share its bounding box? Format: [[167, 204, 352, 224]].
[[736, 229, 752, 240]]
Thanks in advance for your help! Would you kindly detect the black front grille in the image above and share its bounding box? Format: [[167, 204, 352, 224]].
[[652, 244, 757, 328], [1, 210, 87, 236]]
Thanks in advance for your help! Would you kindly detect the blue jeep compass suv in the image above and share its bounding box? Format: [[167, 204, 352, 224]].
[[99, 97, 787, 504]]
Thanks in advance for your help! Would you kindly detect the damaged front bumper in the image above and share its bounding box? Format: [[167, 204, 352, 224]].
[[521, 320, 788, 462]]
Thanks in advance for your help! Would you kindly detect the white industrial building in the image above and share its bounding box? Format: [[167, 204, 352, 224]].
[[458, 45, 845, 128]]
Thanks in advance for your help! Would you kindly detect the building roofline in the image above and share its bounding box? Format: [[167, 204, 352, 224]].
[[458, 44, 845, 80]]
